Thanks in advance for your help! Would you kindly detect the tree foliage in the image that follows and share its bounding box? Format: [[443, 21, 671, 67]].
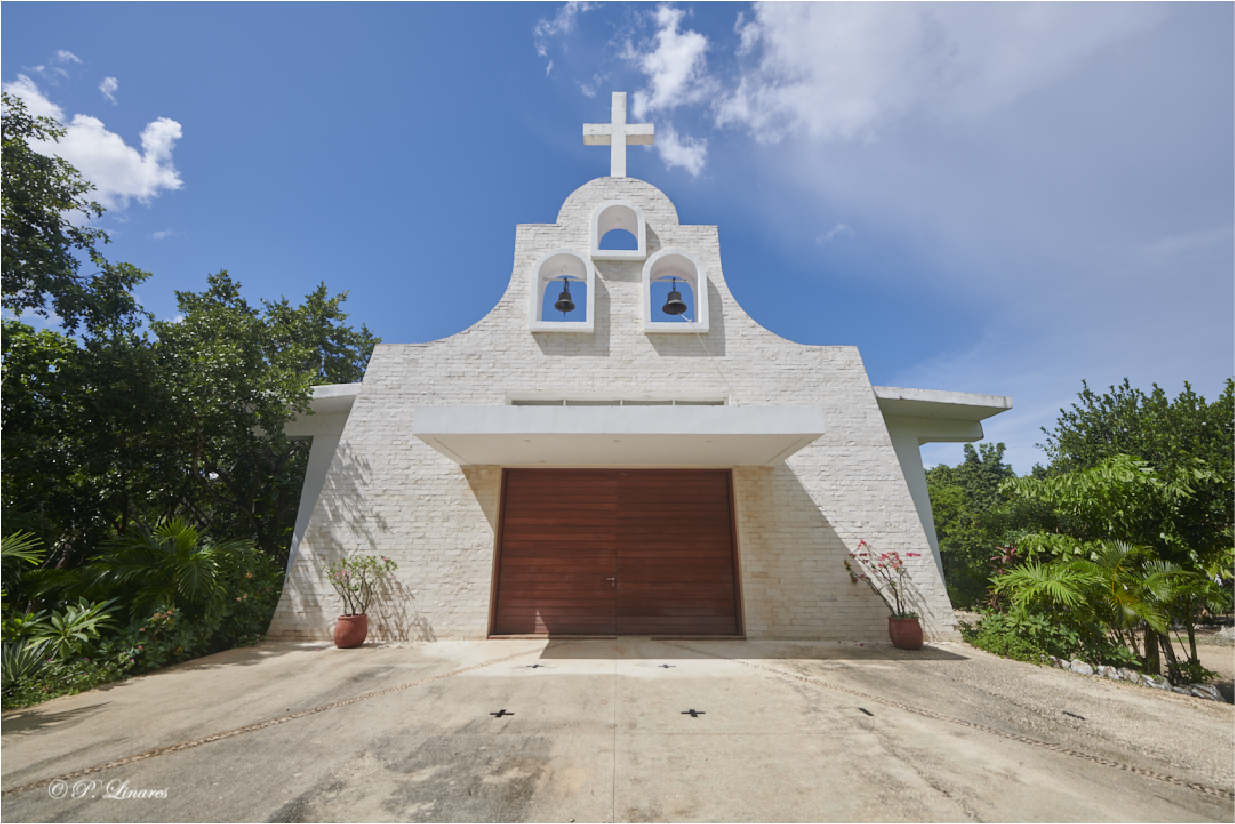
[[2, 274, 376, 566], [1, 91, 148, 333], [1001, 453, 1217, 563], [925, 443, 1020, 608], [2, 93, 378, 571], [2, 88, 378, 710], [933, 380, 1233, 682], [1040, 379, 1233, 566]]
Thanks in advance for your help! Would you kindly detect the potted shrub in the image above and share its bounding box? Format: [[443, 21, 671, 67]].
[[326, 555, 398, 648], [845, 541, 924, 650]]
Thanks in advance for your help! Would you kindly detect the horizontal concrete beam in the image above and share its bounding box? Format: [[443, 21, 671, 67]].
[[280, 384, 361, 437], [873, 386, 1011, 422], [412, 404, 826, 467], [884, 415, 984, 445]]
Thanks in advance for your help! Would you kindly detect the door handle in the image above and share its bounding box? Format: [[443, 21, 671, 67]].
[[606, 577, 616, 587]]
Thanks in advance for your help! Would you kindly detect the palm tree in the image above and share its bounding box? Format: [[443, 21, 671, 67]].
[[1069, 542, 1176, 674], [90, 518, 255, 622]]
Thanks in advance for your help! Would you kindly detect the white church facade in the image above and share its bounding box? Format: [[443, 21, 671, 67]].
[[267, 94, 1010, 643]]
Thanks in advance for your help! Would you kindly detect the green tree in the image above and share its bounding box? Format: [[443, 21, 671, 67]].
[[90, 518, 253, 622], [147, 271, 376, 557], [1040, 379, 1233, 568], [925, 443, 1018, 608], [3, 273, 377, 571], [1, 91, 148, 333], [1000, 454, 1227, 676], [2, 95, 378, 576]]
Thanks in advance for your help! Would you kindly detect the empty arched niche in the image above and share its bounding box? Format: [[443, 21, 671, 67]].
[[590, 200, 647, 261], [529, 249, 595, 332], [642, 248, 710, 334]]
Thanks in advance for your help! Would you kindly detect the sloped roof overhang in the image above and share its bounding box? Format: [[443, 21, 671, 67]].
[[412, 404, 826, 467], [873, 386, 1013, 444]]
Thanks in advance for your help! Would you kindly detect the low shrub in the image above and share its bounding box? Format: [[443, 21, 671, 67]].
[[3, 655, 135, 710], [959, 613, 1140, 668], [2, 535, 284, 710]]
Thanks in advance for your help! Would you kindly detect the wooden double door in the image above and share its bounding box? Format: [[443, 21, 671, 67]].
[[491, 469, 741, 636]]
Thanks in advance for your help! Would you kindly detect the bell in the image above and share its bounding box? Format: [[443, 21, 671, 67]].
[[662, 288, 687, 316], [554, 286, 575, 314]]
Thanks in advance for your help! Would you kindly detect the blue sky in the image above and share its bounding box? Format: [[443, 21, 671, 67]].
[[4, 2, 1232, 474]]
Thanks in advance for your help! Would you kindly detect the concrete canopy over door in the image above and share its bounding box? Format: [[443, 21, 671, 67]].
[[412, 404, 826, 467], [491, 469, 741, 636]]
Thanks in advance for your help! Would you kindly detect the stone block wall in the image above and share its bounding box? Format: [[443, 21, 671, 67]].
[[267, 177, 957, 643]]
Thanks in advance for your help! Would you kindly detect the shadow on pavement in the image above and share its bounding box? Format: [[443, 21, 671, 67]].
[[2, 701, 109, 735], [535, 639, 971, 662]]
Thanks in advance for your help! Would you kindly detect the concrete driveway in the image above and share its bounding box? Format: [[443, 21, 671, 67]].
[[2, 639, 1232, 822]]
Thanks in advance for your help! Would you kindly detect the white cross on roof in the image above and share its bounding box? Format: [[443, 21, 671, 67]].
[[583, 92, 654, 179]]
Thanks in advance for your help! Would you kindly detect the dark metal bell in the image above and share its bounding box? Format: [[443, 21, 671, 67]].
[[554, 288, 575, 314], [662, 289, 687, 315]]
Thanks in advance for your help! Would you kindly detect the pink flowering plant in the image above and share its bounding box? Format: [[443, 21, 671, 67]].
[[844, 541, 922, 619], [327, 555, 398, 616]]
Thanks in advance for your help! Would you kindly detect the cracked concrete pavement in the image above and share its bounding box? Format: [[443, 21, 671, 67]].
[[2, 638, 1232, 822]]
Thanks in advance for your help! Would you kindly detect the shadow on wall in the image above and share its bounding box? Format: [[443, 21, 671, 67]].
[[646, 226, 663, 256], [777, 462, 948, 638], [316, 441, 388, 552], [736, 464, 895, 639], [370, 576, 437, 642], [462, 466, 501, 532], [297, 441, 397, 638]]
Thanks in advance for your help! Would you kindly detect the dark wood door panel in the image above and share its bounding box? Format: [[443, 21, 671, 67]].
[[492, 469, 739, 637], [614, 469, 739, 636], [492, 470, 617, 636]]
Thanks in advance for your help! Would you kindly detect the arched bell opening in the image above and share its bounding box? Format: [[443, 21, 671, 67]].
[[598, 228, 639, 251], [650, 277, 694, 319], [529, 249, 595, 332], [539, 277, 588, 321], [642, 248, 710, 333], [590, 200, 647, 261]]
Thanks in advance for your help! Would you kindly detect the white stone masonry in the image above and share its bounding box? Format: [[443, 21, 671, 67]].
[[268, 176, 983, 644]]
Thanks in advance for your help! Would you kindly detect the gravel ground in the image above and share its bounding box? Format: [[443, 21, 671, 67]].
[[3, 638, 1231, 822]]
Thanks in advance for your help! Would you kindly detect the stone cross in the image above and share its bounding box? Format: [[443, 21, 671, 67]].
[[583, 92, 654, 179]]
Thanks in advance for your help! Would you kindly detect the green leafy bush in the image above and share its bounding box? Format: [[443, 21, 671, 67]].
[[3, 656, 135, 709], [959, 613, 1139, 668], [2, 523, 284, 710], [1, 642, 44, 689], [24, 598, 116, 660]]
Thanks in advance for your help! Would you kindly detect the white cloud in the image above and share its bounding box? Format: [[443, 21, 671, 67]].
[[625, 5, 716, 118], [816, 223, 853, 245], [734, 12, 760, 58], [2, 75, 183, 210], [27, 50, 82, 83], [152, 229, 177, 240], [534, 1, 595, 66], [715, 3, 1167, 143], [655, 123, 707, 177], [4, 74, 64, 119], [577, 73, 609, 99], [99, 76, 118, 104]]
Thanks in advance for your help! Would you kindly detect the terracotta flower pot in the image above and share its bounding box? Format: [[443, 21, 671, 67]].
[[333, 614, 368, 649], [888, 616, 923, 650]]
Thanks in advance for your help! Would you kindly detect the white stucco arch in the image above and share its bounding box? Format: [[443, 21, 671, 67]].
[[590, 199, 647, 261], [529, 249, 595, 332], [642, 247, 709, 333]]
